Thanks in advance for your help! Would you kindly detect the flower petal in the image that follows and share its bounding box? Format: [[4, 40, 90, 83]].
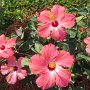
[[6, 38, 16, 48], [6, 56, 17, 66], [40, 44, 58, 61], [6, 71, 17, 84], [55, 66, 71, 87], [17, 57, 24, 68], [37, 10, 50, 23], [36, 72, 55, 90], [37, 24, 51, 38], [84, 37, 90, 45], [17, 70, 27, 80], [86, 44, 90, 54], [51, 27, 66, 41], [29, 55, 47, 74], [1, 65, 9, 75], [61, 13, 75, 29], [0, 34, 6, 44], [0, 48, 14, 58], [55, 50, 74, 67], [51, 5, 65, 20]]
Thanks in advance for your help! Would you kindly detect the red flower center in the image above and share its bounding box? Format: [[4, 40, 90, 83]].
[[14, 66, 18, 71], [9, 66, 18, 71], [48, 61, 56, 70], [0, 45, 5, 50], [52, 21, 59, 27]]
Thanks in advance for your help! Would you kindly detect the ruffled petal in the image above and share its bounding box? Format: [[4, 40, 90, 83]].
[[17, 70, 27, 80], [6, 38, 16, 48], [55, 50, 74, 67], [86, 44, 90, 54], [6, 71, 17, 84], [37, 24, 51, 38], [29, 55, 47, 74], [51, 27, 66, 41], [6, 56, 17, 66], [37, 10, 51, 23], [0, 34, 6, 44], [84, 37, 90, 45], [55, 66, 71, 87], [1, 65, 9, 75], [40, 44, 58, 61], [36, 72, 55, 90], [61, 13, 75, 29], [51, 5, 65, 20], [17, 57, 24, 68], [0, 48, 14, 58]]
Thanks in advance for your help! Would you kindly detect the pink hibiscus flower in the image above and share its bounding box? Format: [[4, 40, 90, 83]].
[[37, 5, 75, 41], [1, 56, 27, 84], [0, 34, 16, 58], [84, 37, 90, 54], [29, 44, 74, 89]]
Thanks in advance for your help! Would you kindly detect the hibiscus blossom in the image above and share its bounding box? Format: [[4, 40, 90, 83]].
[[84, 37, 90, 54], [1, 56, 27, 84], [0, 34, 16, 58], [29, 44, 74, 89], [37, 5, 75, 41]]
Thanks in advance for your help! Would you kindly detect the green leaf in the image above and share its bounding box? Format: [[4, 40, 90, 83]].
[[84, 68, 90, 79], [76, 53, 90, 61], [30, 16, 37, 22], [35, 43, 43, 53], [67, 30, 76, 38], [21, 57, 29, 67], [62, 43, 70, 52], [31, 22, 36, 30], [78, 7, 89, 16], [31, 47, 37, 53], [76, 16, 84, 23], [19, 42, 30, 51], [77, 20, 86, 27]]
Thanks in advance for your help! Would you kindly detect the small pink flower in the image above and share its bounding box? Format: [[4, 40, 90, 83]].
[[84, 37, 90, 54], [1, 56, 27, 84], [37, 5, 75, 41], [29, 44, 74, 89], [0, 34, 16, 58]]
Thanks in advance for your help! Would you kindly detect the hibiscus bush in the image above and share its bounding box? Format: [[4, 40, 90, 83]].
[[0, 0, 90, 90]]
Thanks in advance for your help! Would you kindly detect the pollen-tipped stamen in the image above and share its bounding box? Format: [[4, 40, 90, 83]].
[[48, 61, 56, 70]]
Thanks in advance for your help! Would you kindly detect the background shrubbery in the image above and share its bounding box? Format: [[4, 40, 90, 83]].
[[0, 0, 90, 90]]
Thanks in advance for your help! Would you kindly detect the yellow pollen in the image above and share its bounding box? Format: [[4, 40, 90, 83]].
[[48, 61, 56, 69], [49, 12, 55, 21], [9, 67, 14, 71]]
